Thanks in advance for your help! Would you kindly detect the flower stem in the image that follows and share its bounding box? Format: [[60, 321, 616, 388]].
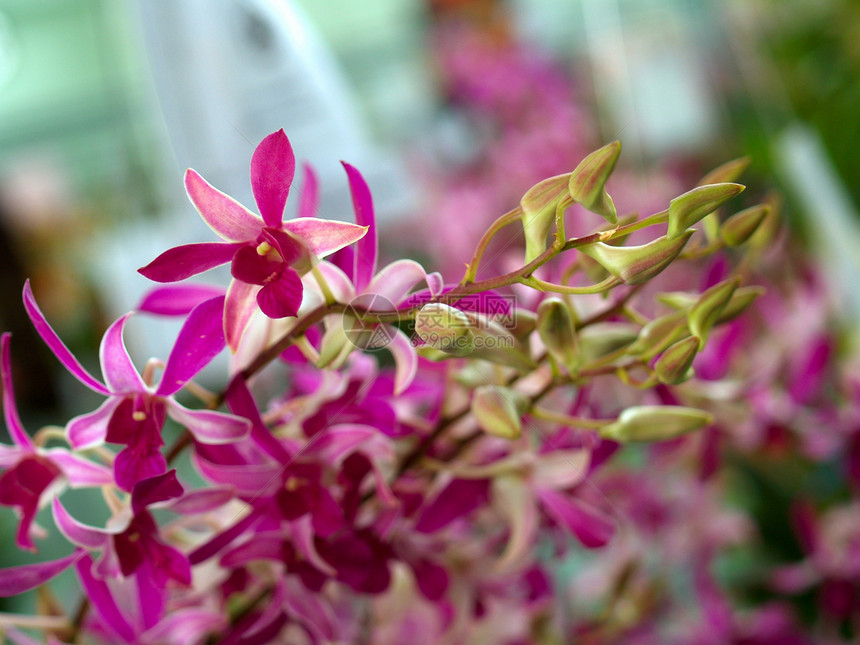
[[461, 206, 523, 284]]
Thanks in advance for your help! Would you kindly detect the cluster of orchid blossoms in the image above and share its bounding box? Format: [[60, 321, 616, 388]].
[[0, 128, 775, 644]]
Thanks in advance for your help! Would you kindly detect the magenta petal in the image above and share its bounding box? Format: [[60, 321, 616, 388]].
[[185, 168, 262, 242], [52, 498, 110, 549], [536, 487, 615, 548], [114, 445, 167, 493], [220, 533, 285, 567], [166, 486, 235, 514], [224, 279, 259, 352], [192, 454, 282, 494], [341, 162, 377, 292], [188, 510, 261, 565], [415, 478, 491, 533], [136, 563, 165, 629], [138, 242, 242, 283], [141, 608, 226, 644], [74, 553, 136, 642], [22, 281, 109, 395], [166, 400, 251, 444], [231, 245, 282, 285], [1, 334, 34, 449], [225, 376, 292, 462], [257, 267, 303, 319], [263, 227, 306, 265], [138, 284, 225, 316], [46, 449, 113, 486], [0, 550, 84, 597], [251, 129, 295, 227], [298, 162, 319, 219], [157, 296, 226, 396], [281, 217, 369, 259], [67, 397, 121, 449], [99, 314, 145, 394], [131, 469, 184, 513]]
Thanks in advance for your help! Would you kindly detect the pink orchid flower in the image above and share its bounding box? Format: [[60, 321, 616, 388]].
[[138, 130, 368, 350], [23, 282, 251, 491], [0, 333, 113, 551]]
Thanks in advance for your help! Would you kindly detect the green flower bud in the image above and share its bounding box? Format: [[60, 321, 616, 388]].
[[697, 157, 751, 186], [688, 277, 740, 347], [578, 230, 694, 285], [471, 386, 528, 440], [601, 405, 713, 442], [536, 298, 579, 372], [716, 285, 765, 324], [655, 291, 699, 310], [568, 141, 621, 225], [626, 311, 688, 359], [654, 336, 700, 384], [415, 303, 475, 357], [720, 204, 771, 247], [521, 173, 572, 263], [579, 323, 639, 365], [667, 183, 744, 241], [317, 319, 353, 369]]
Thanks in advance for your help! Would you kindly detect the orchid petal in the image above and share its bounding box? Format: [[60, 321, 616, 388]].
[[185, 168, 262, 241], [0, 550, 84, 597], [23, 281, 109, 395], [157, 296, 226, 396], [166, 486, 235, 514], [342, 162, 377, 291], [298, 162, 319, 219], [283, 576, 337, 641], [99, 314, 144, 394], [224, 279, 259, 352], [66, 397, 122, 449], [304, 424, 378, 463], [131, 470, 184, 513], [136, 564, 165, 630], [536, 487, 614, 548], [231, 245, 283, 285], [188, 510, 261, 565], [192, 454, 281, 494], [220, 533, 284, 567], [366, 260, 436, 305], [138, 284, 225, 316], [388, 326, 418, 395], [292, 515, 337, 576], [251, 129, 295, 227], [166, 400, 250, 444], [415, 478, 491, 533], [142, 608, 226, 645], [45, 449, 113, 486], [0, 444, 24, 468], [114, 446, 167, 493], [138, 242, 242, 283], [1, 334, 34, 449], [532, 450, 591, 490], [263, 227, 306, 266], [257, 267, 303, 319], [281, 217, 368, 259], [51, 498, 111, 549], [74, 553, 136, 642], [492, 475, 539, 574], [224, 376, 292, 462]]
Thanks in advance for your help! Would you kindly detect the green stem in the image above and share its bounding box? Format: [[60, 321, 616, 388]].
[[523, 274, 622, 295], [529, 406, 611, 429], [461, 206, 523, 284]]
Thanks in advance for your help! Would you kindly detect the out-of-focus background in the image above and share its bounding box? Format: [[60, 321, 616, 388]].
[[2, 0, 860, 635]]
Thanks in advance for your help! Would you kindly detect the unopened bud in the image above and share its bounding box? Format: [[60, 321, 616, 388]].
[[472, 386, 528, 440], [521, 173, 572, 263], [568, 141, 621, 225], [601, 405, 713, 442], [667, 183, 744, 241], [720, 204, 770, 247], [578, 230, 694, 285], [654, 336, 700, 384], [716, 285, 765, 324], [579, 323, 639, 365], [688, 277, 740, 347], [626, 311, 688, 359], [415, 303, 475, 357], [536, 298, 578, 372], [698, 157, 751, 186]]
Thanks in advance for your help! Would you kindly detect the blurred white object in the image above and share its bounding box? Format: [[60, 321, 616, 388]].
[[775, 124, 860, 318]]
